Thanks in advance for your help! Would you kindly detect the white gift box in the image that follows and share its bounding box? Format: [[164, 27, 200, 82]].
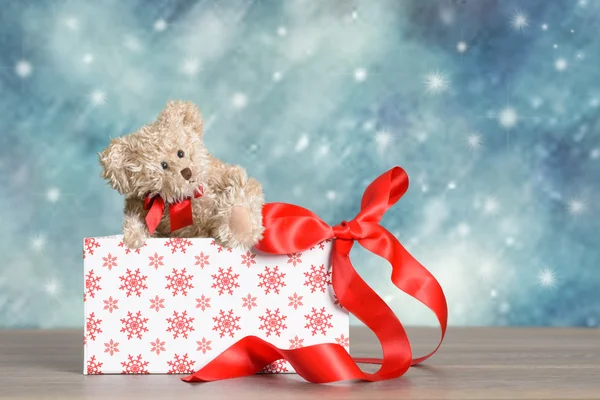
[[83, 236, 349, 374]]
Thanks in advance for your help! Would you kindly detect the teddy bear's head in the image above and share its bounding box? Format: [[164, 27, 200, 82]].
[[99, 101, 210, 203]]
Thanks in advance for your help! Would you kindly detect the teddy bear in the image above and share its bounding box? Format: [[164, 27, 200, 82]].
[[99, 100, 264, 250]]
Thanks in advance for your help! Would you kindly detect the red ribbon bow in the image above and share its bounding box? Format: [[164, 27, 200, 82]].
[[183, 167, 447, 383], [143, 187, 204, 235]]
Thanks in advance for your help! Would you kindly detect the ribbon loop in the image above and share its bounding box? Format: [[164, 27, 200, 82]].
[[143, 186, 204, 234], [184, 167, 447, 384]]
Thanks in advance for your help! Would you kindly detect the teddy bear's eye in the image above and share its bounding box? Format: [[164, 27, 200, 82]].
[[177, 150, 185, 158], [161, 161, 168, 170]]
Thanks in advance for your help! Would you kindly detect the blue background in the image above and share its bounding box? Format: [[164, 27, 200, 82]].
[[0, 0, 598, 328]]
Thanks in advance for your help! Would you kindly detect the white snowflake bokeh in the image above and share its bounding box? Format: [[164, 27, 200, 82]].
[[0, 0, 598, 330]]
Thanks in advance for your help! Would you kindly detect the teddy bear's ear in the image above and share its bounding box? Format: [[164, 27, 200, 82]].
[[99, 138, 132, 195], [160, 100, 203, 138]]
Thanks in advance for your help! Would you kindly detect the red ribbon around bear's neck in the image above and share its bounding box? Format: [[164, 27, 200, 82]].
[[183, 167, 447, 383], [143, 187, 204, 234]]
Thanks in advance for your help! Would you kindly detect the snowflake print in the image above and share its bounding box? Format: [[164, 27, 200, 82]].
[[195, 295, 211, 311], [103, 296, 119, 313], [194, 252, 210, 269], [85, 270, 101, 300], [289, 335, 304, 349], [210, 240, 232, 253], [310, 239, 332, 251], [335, 333, 350, 349], [120, 311, 149, 340], [119, 269, 148, 297], [196, 338, 212, 354], [260, 359, 289, 374], [303, 264, 331, 293], [305, 307, 334, 336], [259, 308, 288, 337], [211, 266, 240, 295], [241, 293, 257, 310], [84, 238, 100, 258], [149, 295, 165, 312], [165, 238, 193, 254], [104, 339, 119, 356], [86, 312, 102, 341], [257, 266, 286, 294], [288, 292, 304, 310], [118, 241, 147, 254], [148, 252, 164, 270], [332, 293, 344, 309], [121, 354, 150, 374], [212, 309, 241, 338], [149, 338, 166, 355], [86, 355, 103, 374], [166, 311, 195, 339], [165, 268, 194, 296], [102, 253, 118, 270], [241, 251, 257, 267], [287, 252, 302, 267], [167, 353, 196, 374]]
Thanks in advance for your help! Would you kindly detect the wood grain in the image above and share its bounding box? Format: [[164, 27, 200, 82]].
[[0, 327, 598, 399]]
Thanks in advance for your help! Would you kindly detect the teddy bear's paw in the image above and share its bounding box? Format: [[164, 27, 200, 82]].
[[216, 205, 264, 250], [123, 216, 149, 249]]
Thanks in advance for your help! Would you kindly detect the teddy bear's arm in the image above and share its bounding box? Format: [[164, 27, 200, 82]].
[[122, 198, 150, 249], [208, 164, 265, 249]]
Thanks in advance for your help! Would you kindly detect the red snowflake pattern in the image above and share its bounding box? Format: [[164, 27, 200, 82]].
[[210, 240, 232, 253], [211, 267, 240, 295], [259, 308, 288, 337], [194, 252, 210, 269], [260, 359, 289, 374], [305, 307, 334, 336], [119, 269, 148, 297], [121, 354, 150, 374], [303, 264, 331, 293], [241, 293, 257, 310], [86, 355, 103, 374], [148, 252, 164, 269], [310, 239, 332, 251], [103, 296, 119, 313], [287, 252, 302, 266], [104, 339, 119, 356], [288, 292, 304, 310], [118, 241, 147, 254], [86, 312, 102, 341], [167, 353, 196, 374], [289, 335, 305, 349], [335, 333, 350, 349], [85, 270, 102, 300], [212, 309, 241, 338], [166, 311, 195, 339], [149, 295, 165, 312], [84, 238, 100, 258], [241, 251, 257, 267], [195, 295, 211, 311], [165, 238, 193, 254], [332, 293, 344, 309], [149, 338, 166, 355], [165, 268, 194, 296], [102, 253, 118, 270], [196, 337, 212, 354], [257, 266, 286, 295], [120, 311, 149, 340]]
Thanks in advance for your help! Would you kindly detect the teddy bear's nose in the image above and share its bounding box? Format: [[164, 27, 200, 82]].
[[180, 168, 192, 180]]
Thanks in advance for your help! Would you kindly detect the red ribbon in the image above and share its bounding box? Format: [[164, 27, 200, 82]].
[[143, 187, 204, 234], [183, 167, 447, 383]]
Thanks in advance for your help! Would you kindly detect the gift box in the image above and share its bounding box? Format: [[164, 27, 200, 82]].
[[83, 236, 349, 375]]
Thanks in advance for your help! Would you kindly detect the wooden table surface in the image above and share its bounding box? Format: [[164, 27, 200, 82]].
[[0, 327, 598, 399]]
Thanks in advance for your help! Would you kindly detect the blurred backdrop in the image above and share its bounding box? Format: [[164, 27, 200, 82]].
[[0, 0, 598, 329]]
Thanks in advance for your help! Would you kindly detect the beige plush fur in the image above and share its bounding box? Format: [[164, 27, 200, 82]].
[[99, 100, 264, 250]]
